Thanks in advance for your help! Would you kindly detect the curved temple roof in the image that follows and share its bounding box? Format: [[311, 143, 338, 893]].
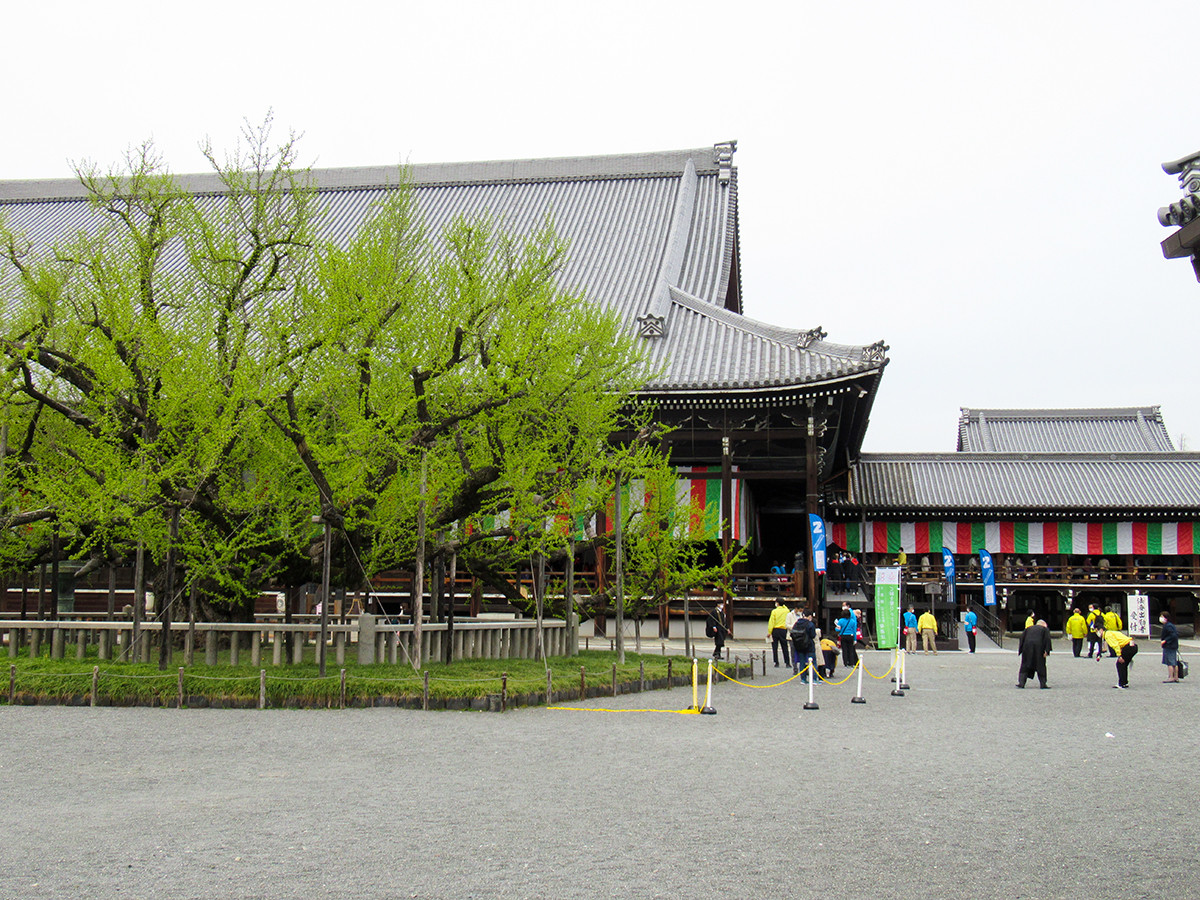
[[0, 143, 887, 398]]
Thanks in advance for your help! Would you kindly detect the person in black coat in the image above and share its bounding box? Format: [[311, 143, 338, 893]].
[[706, 601, 728, 660], [1016, 619, 1052, 689], [826, 553, 844, 596]]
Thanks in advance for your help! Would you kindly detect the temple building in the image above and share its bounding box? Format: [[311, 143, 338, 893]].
[[4, 144, 1197, 636], [827, 407, 1200, 633]]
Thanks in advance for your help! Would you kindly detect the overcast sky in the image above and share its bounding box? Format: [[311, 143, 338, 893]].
[[4, 1, 1197, 452]]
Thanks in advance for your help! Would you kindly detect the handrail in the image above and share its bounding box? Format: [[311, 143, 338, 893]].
[[969, 600, 1003, 649]]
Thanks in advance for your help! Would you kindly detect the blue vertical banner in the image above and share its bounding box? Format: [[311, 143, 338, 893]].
[[941, 547, 956, 608], [979, 548, 996, 607], [809, 515, 827, 574]]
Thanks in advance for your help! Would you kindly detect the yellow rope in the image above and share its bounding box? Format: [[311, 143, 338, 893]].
[[547, 706, 701, 714], [714, 668, 804, 689], [862, 659, 897, 680], [816, 662, 860, 686]]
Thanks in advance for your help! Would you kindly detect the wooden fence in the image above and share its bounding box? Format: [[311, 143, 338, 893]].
[[0, 615, 573, 666]]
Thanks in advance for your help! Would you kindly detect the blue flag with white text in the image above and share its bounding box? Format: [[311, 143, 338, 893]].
[[941, 547, 956, 608], [809, 515, 827, 574], [980, 548, 996, 607]]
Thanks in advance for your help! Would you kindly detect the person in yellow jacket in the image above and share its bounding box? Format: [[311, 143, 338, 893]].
[[917, 609, 938, 654], [818, 635, 839, 679], [767, 598, 791, 668], [1085, 604, 1104, 658], [1103, 607, 1123, 630], [1094, 622, 1138, 688], [1064, 608, 1088, 658]]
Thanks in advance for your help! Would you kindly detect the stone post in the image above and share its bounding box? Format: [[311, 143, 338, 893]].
[[357, 614, 377, 665]]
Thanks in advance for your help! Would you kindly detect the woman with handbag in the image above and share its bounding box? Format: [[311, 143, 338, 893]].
[[1160, 612, 1180, 683]]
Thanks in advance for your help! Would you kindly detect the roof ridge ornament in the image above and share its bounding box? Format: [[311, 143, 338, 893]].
[[713, 140, 737, 184], [862, 340, 889, 364], [797, 326, 827, 349], [636, 313, 665, 338], [1158, 150, 1200, 228]]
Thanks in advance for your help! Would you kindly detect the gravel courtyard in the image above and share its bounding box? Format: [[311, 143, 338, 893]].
[[1, 648, 1194, 899]]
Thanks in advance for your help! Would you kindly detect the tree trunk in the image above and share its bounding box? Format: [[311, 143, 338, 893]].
[[614, 478, 625, 665], [411, 449, 428, 671], [158, 509, 179, 671], [565, 542, 576, 657], [534, 553, 546, 662], [445, 552, 457, 664], [132, 541, 144, 661], [318, 520, 332, 677]]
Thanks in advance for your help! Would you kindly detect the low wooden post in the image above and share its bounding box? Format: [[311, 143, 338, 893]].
[[667, 658, 673, 689], [580, 666, 586, 699], [501, 672, 508, 713], [177, 668, 184, 708], [8, 664, 14, 703], [91, 665, 98, 707], [259, 670, 266, 710], [339, 669, 346, 710], [611, 663, 617, 697], [545, 669, 553, 705], [639, 660, 645, 692], [423, 671, 430, 711]]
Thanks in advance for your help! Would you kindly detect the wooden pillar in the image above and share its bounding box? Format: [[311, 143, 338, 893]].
[[721, 435, 734, 636], [805, 403, 819, 609], [594, 510, 607, 638]]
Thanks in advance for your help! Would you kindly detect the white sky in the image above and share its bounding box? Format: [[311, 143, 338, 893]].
[[5, 1, 1198, 452]]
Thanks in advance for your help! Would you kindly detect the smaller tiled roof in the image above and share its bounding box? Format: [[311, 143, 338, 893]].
[[957, 407, 1174, 453], [840, 452, 1200, 513]]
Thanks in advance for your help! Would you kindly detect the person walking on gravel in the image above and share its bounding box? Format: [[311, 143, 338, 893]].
[[1160, 612, 1180, 683]]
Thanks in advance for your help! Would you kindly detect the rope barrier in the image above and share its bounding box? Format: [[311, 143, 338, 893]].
[[546, 706, 700, 715], [714, 668, 803, 689], [816, 663, 860, 686], [861, 659, 897, 680]]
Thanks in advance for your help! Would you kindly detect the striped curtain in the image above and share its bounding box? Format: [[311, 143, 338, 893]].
[[829, 521, 1198, 556]]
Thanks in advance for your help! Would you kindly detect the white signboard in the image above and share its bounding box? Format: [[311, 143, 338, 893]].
[[1128, 594, 1150, 638]]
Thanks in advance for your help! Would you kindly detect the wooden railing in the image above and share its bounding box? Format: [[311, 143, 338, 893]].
[[0, 616, 571, 666]]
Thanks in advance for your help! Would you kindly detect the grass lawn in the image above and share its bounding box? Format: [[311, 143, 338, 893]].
[[1, 648, 717, 710]]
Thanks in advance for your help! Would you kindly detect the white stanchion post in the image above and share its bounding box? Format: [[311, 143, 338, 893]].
[[803, 659, 818, 710], [891, 647, 905, 696], [899, 647, 910, 690], [851, 658, 866, 704], [700, 659, 717, 714], [692, 658, 699, 711]]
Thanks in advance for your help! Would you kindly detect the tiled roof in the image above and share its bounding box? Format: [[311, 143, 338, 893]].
[[0, 144, 887, 396], [957, 407, 1174, 453], [840, 452, 1200, 512]]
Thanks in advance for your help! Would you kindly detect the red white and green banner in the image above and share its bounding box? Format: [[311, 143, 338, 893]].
[[465, 468, 755, 547], [830, 521, 1200, 557], [673, 466, 754, 546]]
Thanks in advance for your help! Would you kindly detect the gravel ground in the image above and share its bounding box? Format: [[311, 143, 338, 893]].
[[1, 647, 1195, 899]]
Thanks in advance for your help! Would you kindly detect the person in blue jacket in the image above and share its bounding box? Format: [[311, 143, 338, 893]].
[[837, 602, 859, 668], [902, 606, 918, 654], [963, 608, 978, 653]]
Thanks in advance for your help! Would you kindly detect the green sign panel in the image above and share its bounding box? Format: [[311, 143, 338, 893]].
[[874, 567, 901, 649]]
